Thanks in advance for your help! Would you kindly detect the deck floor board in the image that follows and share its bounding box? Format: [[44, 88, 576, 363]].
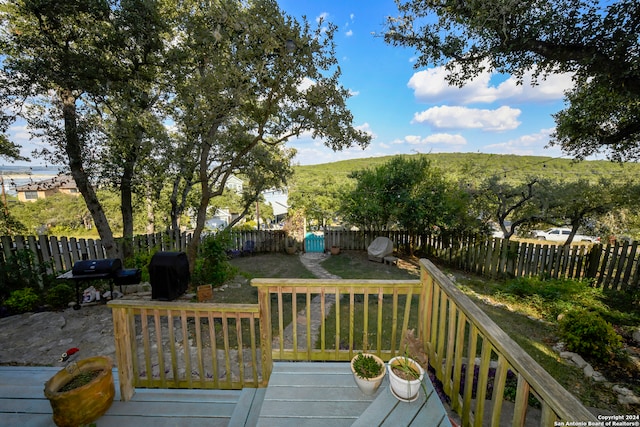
[[0, 362, 451, 426]]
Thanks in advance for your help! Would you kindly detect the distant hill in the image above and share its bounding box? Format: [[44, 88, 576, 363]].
[[293, 153, 640, 186]]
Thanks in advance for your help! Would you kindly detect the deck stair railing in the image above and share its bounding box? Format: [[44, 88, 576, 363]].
[[109, 259, 598, 426], [420, 258, 597, 426]]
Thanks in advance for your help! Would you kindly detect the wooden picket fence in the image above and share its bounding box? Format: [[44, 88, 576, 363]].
[[1, 230, 639, 291]]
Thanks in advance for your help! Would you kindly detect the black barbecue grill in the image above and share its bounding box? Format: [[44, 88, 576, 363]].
[[57, 258, 141, 308]]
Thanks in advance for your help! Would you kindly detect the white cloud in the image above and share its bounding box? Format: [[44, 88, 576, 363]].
[[483, 127, 560, 156], [316, 12, 329, 24], [412, 105, 521, 132], [408, 65, 574, 105], [345, 30, 353, 37], [356, 122, 377, 139], [298, 77, 315, 92], [422, 133, 467, 146], [404, 135, 422, 144]]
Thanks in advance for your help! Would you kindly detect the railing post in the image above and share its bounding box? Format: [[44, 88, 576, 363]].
[[257, 287, 273, 386], [109, 302, 135, 401]]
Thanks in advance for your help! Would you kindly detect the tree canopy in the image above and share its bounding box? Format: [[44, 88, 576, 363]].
[[385, 0, 640, 161], [0, 0, 369, 264], [340, 156, 473, 253]]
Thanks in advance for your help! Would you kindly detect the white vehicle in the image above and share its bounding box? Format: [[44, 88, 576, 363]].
[[532, 228, 600, 243]]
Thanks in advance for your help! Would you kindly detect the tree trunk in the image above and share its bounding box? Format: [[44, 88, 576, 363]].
[[145, 184, 155, 234], [119, 125, 142, 261], [60, 89, 119, 259], [186, 144, 213, 274]]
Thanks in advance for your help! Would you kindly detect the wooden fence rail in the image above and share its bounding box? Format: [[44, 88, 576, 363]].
[[2, 230, 640, 290]]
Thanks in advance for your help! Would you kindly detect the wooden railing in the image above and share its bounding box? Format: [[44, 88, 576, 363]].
[[108, 299, 271, 401], [107, 260, 598, 425], [420, 258, 597, 426], [251, 278, 424, 361]]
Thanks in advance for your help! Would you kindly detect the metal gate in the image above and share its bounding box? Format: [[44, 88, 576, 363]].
[[304, 232, 325, 253]]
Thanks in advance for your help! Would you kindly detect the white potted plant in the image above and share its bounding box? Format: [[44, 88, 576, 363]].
[[350, 352, 386, 395], [388, 354, 425, 402]]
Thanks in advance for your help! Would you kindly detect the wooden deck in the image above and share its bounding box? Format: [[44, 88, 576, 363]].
[[259, 362, 451, 427], [0, 365, 265, 427], [0, 362, 451, 427]]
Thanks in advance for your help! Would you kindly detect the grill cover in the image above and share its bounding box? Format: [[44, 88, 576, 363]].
[[72, 259, 122, 276], [149, 252, 190, 301]]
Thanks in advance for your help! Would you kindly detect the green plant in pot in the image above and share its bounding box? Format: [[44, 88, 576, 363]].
[[44, 356, 115, 427], [350, 352, 386, 395], [388, 354, 425, 402]]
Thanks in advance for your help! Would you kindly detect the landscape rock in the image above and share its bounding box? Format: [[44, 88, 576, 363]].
[[583, 363, 594, 378], [613, 385, 640, 406], [560, 350, 588, 368]]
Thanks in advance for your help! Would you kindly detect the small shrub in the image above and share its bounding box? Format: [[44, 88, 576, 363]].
[[558, 309, 622, 364], [191, 234, 238, 287], [5, 288, 41, 313], [45, 283, 75, 309], [126, 246, 159, 283], [0, 249, 55, 301]]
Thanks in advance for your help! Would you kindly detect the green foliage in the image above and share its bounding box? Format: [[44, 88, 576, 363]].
[[0, 208, 27, 236], [352, 353, 384, 379], [558, 309, 623, 363], [128, 248, 157, 283], [339, 156, 476, 253], [45, 283, 75, 309], [0, 249, 55, 302], [495, 276, 605, 321], [191, 233, 237, 287], [4, 288, 40, 313]]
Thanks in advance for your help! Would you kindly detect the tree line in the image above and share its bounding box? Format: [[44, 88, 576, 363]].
[[332, 156, 640, 250]]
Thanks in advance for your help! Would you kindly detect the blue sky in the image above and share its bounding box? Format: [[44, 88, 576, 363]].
[[278, 0, 576, 165], [5, 0, 576, 167]]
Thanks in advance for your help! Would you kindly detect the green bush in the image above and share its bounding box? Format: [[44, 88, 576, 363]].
[[45, 283, 75, 309], [191, 234, 238, 287], [558, 308, 622, 363], [128, 248, 156, 283], [0, 249, 55, 301], [4, 288, 41, 313]]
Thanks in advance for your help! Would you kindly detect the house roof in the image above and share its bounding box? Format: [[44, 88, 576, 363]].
[[15, 174, 77, 192]]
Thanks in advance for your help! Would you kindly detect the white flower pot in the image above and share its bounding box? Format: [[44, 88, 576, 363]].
[[388, 356, 425, 402], [350, 353, 386, 395]]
